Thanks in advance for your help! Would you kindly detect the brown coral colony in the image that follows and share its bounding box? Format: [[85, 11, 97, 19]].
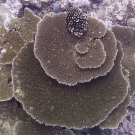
[[2, 5, 135, 133], [34, 8, 117, 86]]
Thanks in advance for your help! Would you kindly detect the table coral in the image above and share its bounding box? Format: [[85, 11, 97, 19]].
[[12, 41, 128, 128], [14, 121, 75, 135], [99, 85, 131, 129], [0, 4, 135, 134], [34, 12, 117, 86], [0, 98, 29, 135], [112, 26, 133, 43], [0, 24, 24, 64], [97, 26, 135, 131], [0, 64, 13, 101], [112, 26, 135, 96], [7, 8, 40, 44], [75, 40, 106, 69], [0, 98, 74, 135]]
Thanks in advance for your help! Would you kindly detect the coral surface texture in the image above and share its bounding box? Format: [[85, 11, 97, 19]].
[[0, 1, 135, 135]]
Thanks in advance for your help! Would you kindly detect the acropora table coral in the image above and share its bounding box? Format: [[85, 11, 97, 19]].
[[0, 3, 135, 135]]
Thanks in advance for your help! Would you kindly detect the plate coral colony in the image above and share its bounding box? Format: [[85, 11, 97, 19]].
[[0, 3, 135, 135]]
